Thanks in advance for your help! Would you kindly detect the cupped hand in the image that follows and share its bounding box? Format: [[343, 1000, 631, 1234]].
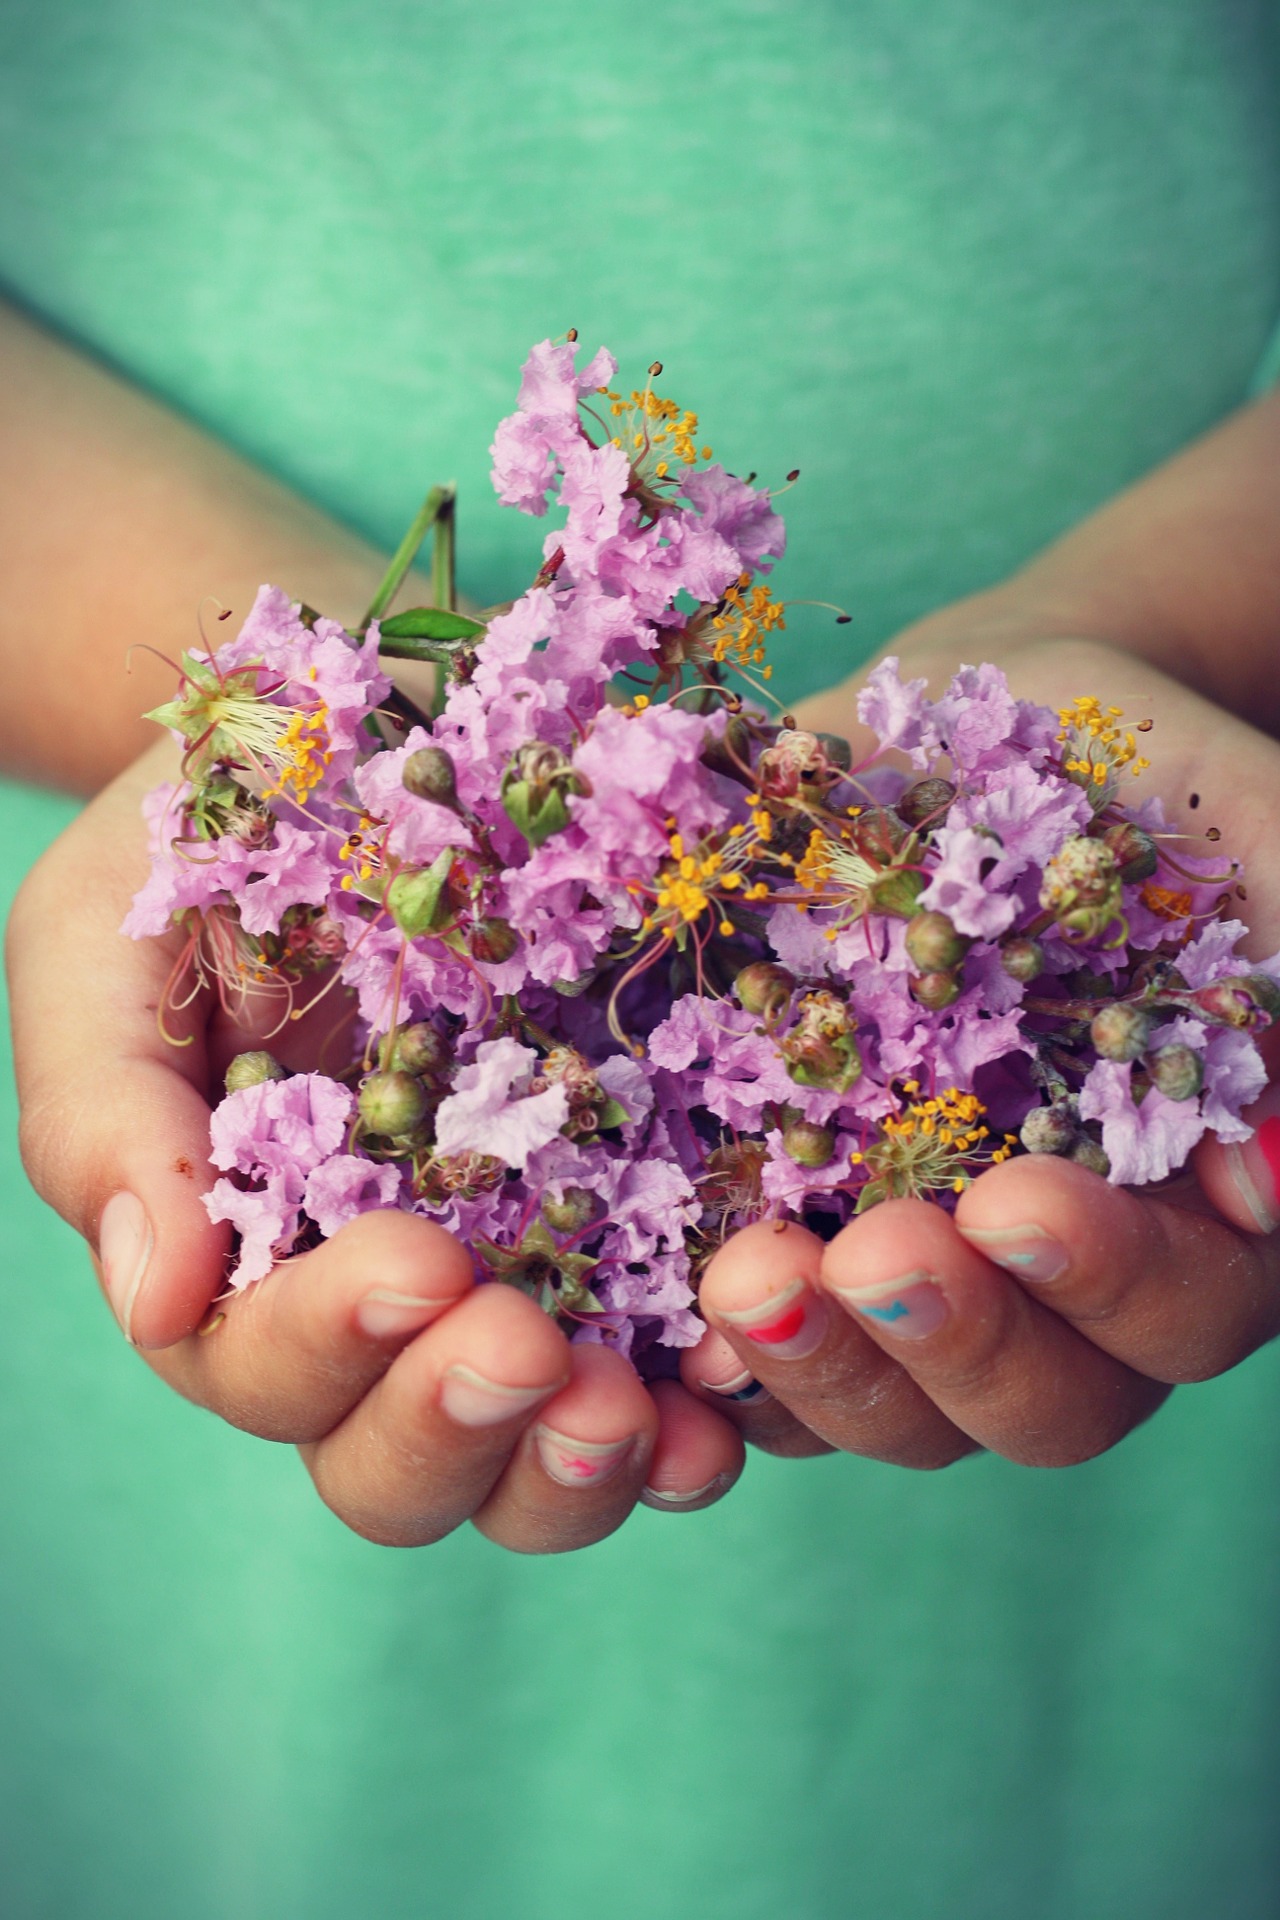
[[681, 635, 1280, 1468], [7, 738, 744, 1550]]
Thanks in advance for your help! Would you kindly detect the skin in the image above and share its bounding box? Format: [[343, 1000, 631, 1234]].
[[5, 300, 1280, 1548]]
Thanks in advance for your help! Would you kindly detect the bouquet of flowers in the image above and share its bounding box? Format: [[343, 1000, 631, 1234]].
[[125, 337, 1280, 1375]]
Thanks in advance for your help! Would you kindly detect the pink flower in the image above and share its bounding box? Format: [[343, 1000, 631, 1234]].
[[434, 1037, 571, 1170]]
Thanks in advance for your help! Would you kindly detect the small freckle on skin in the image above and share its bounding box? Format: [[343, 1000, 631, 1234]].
[[174, 1156, 194, 1178]]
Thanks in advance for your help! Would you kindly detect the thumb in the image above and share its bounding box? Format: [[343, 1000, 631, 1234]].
[[7, 753, 231, 1347]]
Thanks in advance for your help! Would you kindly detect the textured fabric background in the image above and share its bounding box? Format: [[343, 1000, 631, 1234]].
[[1, 4, 1279, 1916]]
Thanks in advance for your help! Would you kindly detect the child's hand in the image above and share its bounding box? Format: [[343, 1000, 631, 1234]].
[[7, 740, 744, 1550], [681, 636, 1280, 1468]]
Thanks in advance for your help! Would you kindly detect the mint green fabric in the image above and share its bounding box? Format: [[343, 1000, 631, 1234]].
[[2, 5, 1279, 1916]]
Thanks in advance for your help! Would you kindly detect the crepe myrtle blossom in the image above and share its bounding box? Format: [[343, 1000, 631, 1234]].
[[127, 339, 1274, 1371]]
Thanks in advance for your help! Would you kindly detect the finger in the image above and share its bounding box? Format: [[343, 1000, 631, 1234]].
[[7, 751, 231, 1346], [820, 1197, 1169, 1466], [149, 1209, 475, 1440], [698, 1220, 979, 1469], [954, 1153, 1280, 1383], [1194, 1054, 1280, 1238], [471, 1342, 658, 1555], [678, 1325, 835, 1459], [638, 1380, 745, 1511], [303, 1282, 576, 1548]]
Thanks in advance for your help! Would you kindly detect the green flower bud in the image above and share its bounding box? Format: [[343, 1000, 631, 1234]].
[[895, 777, 957, 830], [781, 990, 862, 1093], [1069, 1136, 1111, 1178], [905, 910, 971, 973], [401, 746, 459, 807], [733, 961, 795, 1022], [909, 969, 962, 1011], [1146, 1043, 1204, 1102], [1090, 1002, 1154, 1063], [1099, 820, 1158, 884], [540, 1187, 599, 1235], [500, 742, 585, 848], [1000, 937, 1045, 984], [468, 916, 519, 965], [390, 1023, 450, 1079], [1039, 836, 1124, 942], [224, 1051, 287, 1093], [385, 846, 457, 937], [358, 1069, 428, 1138], [781, 1118, 836, 1168], [1020, 1103, 1078, 1155], [814, 731, 853, 772]]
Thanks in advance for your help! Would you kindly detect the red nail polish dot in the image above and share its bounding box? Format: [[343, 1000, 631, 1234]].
[[1257, 1115, 1280, 1196]]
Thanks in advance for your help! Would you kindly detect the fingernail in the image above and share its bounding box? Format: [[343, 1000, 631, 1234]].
[[699, 1370, 774, 1405], [535, 1426, 637, 1488], [1223, 1110, 1280, 1234], [830, 1270, 949, 1340], [99, 1191, 153, 1343], [957, 1225, 1070, 1284], [439, 1364, 562, 1428], [356, 1287, 457, 1339], [716, 1278, 828, 1360], [640, 1471, 734, 1510]]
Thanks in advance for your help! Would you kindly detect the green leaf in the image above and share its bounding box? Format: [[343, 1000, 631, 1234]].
[[593, 1096, 632, 1132], [378, 607, 485, 642], [854, 1178, 888, 1214]]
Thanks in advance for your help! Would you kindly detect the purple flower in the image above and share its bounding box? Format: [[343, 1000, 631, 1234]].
[[1078, 1059, 1207, 1185], [434, 1037, 571, 1170], [303, 1155, 405, 1237], [919, 827, 1019, 940]]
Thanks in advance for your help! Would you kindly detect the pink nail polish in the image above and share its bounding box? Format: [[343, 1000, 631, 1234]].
[[830, 1271, 949, 1339], [1224, 1113, 1280, 1234], [958, 1225, 1069, 1284], [535, 1426, 636, 1488], [356, 1287, 456, 1339], [717, 1278, 827, 1360], [439, 1365, 560, 1428]]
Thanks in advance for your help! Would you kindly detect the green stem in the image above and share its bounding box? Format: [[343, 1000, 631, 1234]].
[[360, 484, 453, 633], [432, 486, 457, 613]]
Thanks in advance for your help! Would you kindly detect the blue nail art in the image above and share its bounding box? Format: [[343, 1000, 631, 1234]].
[[729, 1379, 771, 1403], [862, 1299, 910, 1322]]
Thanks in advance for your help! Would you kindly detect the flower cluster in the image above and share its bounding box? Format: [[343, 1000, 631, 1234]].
[[127, 337, 1280, 1373]]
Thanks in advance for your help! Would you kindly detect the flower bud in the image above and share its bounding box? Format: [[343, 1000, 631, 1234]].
[[1000, 937, 1045, 984], [895, 777, 957, 830], [1069, 1136, 1111, 1178], [224, 1050, 287, 1093], [401, 746, 458, 806], [1039, 836, 1124, 941], [1146, 1043, 1204, 1102], [1090, 1002, 1153, 1063], [814, 731, 853, 772], [734, 961, 795, 1022], [468, 916, 519, 965], [541, 1186, 599, 1235], [386, 846, 457, 937], [905, 909, 971, 973], [909, 969, 962, 1011], [390, 1022, 450, 1079], [1099, 820, 1158, 884], [501, 742, 586, 848], [781, 990, 863, 1093], [1020, 1102, 1078, 1155], [1190, 976, 1278, 1031], [757, 729, 826, 801], [358, 1069, 428, 1137], [849, 807, 908, 864], [781, 1118, 836, 1168]]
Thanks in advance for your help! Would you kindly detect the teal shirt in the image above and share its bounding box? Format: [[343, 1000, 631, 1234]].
[[1, 5, 1279, 1915]]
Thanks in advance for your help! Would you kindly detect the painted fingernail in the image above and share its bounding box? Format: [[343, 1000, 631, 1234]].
[[356, 1287, 457, 1339], [957, 1225, 1070, 1284], [829, 1271, 949, 1340], [716, 1278, 828, 1360], [699, 1370, 774, 1405], [439, 1364, 562, 1428], [535, 1427, 637, 1488], [99, 1191, 153, 1343], [1223, 1110, 1280, 1234], [640, 1472, 734, 1510]]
